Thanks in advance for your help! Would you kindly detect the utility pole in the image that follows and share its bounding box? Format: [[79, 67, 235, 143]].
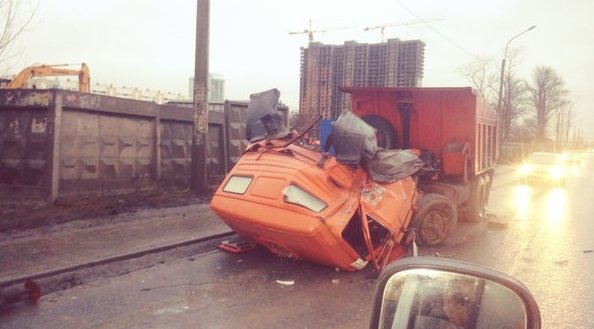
[[497, 25, 535, 142], [191, 0, 209, 194]]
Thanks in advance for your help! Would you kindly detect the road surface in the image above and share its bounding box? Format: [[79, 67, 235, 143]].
[[1, 160, 593, 328]]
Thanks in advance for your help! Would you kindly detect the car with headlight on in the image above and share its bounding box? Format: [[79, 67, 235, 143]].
[[518, 152, 568, 185]]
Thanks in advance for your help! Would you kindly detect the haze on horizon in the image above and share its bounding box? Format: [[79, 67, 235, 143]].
[[4, 0, 593, 141]]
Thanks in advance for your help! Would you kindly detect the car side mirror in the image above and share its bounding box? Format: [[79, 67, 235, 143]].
[[369, 257, 541, 329]]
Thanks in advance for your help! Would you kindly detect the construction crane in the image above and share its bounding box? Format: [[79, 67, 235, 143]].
[[364, 17, 444, 42], [6, 63, 90, 93], [289, 19, 353, 43]]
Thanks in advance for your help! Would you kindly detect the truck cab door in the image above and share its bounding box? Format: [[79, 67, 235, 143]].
[[359, 179, 416, 270]]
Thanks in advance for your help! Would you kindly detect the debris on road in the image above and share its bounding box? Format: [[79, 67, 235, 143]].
[[487, 220, 509, 230], [218, 239, 257, 254], [0, 279, 41, 309], [331, 279, 340, 285], [275, 280, 295, 286], [584, 250, 593, 254]]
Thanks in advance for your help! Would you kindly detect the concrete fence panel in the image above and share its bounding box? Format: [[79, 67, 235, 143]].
[[0, 89, 288, 204]]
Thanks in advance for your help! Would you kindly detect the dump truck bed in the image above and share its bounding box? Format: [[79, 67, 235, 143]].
[[343, 87, 498, 176]]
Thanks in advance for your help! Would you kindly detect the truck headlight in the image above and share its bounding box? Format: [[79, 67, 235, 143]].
[[282, 185, 327, 212]]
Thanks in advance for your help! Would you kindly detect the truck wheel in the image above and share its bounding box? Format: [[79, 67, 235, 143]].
[[463, 176, 487, 222], [414, 193, 457, 246], [362, 116, 397, 149]]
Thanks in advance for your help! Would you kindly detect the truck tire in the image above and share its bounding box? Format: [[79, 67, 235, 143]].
[[463, 175, 488, 222], [414, 193, 457, 246], [362, 116, 397, 149]]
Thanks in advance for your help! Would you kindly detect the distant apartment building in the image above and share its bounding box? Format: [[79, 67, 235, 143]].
[[19, 77, 186, 104], [188, 73, 226, 103], [299, 38, 425, 121]]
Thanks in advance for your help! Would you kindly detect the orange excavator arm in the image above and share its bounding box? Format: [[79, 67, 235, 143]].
[[7, 63, 90, 93]]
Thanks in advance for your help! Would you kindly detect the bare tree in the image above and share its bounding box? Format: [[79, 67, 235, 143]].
[[458, 49, 530, 141], [501, 73, 530, 140], [563, 104, 573, 144], [554, 102, 573, 147], [498, 49, 532, 140], [527, 66, 569, 142], [458, 56, 499, 105], [0, 0, 37, 71]]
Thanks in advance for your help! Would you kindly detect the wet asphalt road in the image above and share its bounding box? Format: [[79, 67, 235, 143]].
[[427, 156, 594, 328], [1, 243, 379, 328], [491, 157, 594, 328], [2, 158, 594, 328]]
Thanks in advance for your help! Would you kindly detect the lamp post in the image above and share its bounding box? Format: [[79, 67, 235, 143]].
[[497, 25, 536, 141]]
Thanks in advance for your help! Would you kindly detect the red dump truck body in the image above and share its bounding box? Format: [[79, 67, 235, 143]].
[[343, 87, 498, 177], [342, 87, 498, 245]]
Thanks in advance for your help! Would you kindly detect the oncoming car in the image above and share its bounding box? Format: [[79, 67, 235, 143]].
[[518, 152, 568, 185]]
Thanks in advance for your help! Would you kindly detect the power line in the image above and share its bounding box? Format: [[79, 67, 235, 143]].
[[395, 0, 479, 59], [363, 18, 444, 42]]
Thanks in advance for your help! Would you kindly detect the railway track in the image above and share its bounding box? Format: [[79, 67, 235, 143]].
[[0, 231, 236, 299]]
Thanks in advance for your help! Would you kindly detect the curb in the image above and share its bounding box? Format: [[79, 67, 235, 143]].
[[0, 231, 235, 289]]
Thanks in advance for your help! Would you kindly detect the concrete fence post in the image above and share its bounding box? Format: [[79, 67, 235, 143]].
[[48, 90, 63, 203], [154, 114, 162, 181]]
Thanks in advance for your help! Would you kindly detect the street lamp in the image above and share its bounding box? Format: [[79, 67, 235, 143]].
[[497, 25, 536, 141]]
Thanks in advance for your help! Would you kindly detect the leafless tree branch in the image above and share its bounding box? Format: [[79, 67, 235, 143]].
[[528, 66, 569, 142], [0, 0, 38, 70]]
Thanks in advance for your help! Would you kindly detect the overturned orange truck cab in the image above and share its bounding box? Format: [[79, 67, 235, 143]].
[[211, 86, 498, 271], [210, 89, 423, 271]]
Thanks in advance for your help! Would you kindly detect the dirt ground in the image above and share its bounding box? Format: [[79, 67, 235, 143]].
[[0, 188, 211, 233]]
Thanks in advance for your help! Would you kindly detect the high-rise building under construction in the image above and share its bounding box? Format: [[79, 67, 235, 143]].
[[298, 38, 425, 123]]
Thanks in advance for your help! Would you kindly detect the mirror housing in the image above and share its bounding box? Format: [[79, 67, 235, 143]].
[[369, 257, 541, 329]]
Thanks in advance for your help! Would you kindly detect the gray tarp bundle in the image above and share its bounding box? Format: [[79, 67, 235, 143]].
[[331, 110, 422, 182], [331, 110, 378, 164], [245, 88, 289, 142], [365, 149, 424, 183], [244, 92, 423, 182]]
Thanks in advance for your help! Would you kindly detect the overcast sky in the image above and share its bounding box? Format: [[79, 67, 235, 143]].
[[7, 0, 594, 140]]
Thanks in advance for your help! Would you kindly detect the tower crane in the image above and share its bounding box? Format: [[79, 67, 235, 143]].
[[364, 17, 444, 42], [289, 19, 354, 43]]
